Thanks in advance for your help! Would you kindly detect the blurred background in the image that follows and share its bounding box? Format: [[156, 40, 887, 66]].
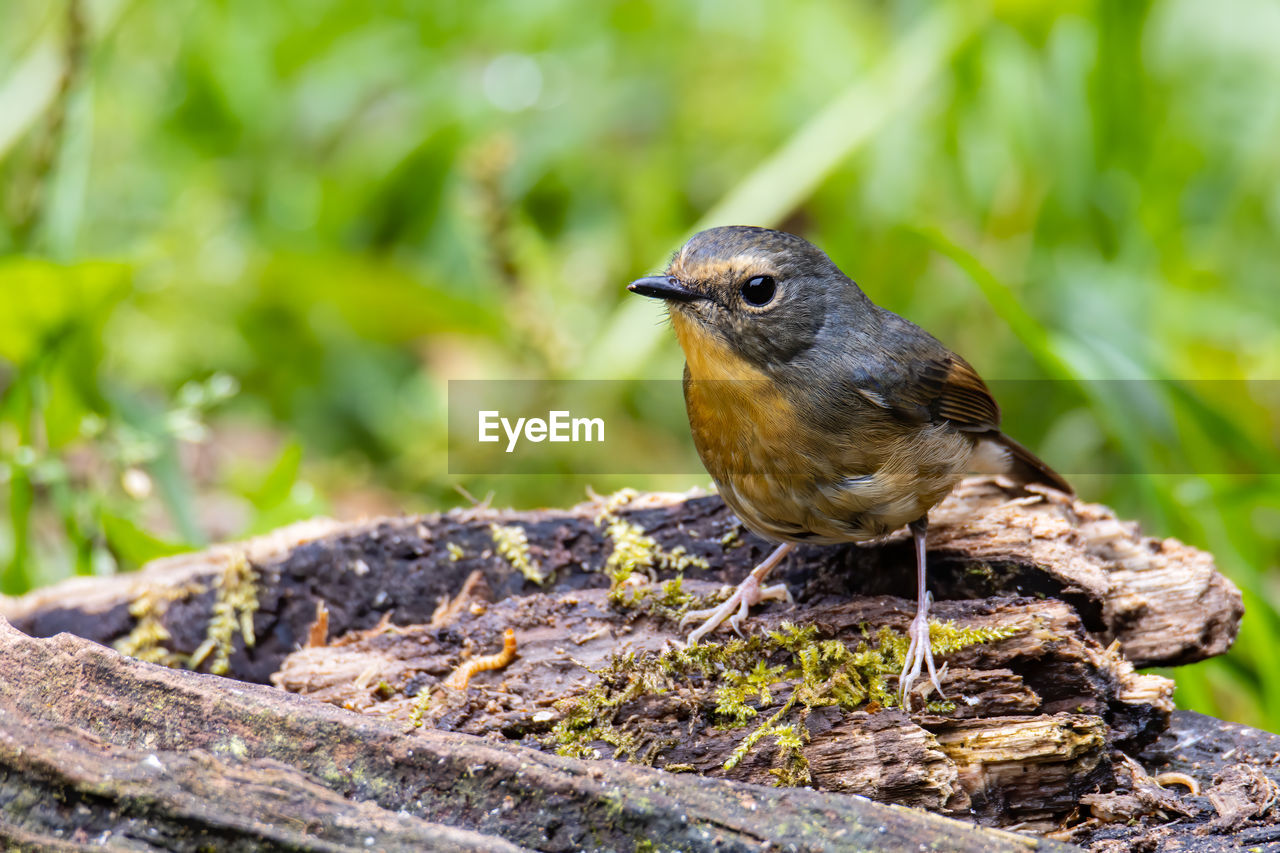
[[1, 1, 1278, 728]]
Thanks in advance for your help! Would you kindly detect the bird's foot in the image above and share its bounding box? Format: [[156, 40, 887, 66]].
[[680, 575, 792, 645], [899, 605, 947, 707]]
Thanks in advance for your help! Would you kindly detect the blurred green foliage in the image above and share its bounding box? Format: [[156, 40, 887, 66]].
[[1, 1, 1278, 729]]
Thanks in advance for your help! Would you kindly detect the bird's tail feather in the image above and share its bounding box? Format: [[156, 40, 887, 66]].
[[973, 432, 1073, 495]]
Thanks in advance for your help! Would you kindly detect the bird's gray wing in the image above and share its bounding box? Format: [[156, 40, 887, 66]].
[[846, 313, 1001, 433]]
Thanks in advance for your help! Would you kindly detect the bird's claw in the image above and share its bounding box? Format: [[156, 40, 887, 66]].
[[899, 597, 947, 708], [678, 602, 722, 630], [758, 583, 792, 604], [681, 575, 792, 645]]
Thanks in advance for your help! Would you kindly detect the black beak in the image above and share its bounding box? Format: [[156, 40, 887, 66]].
[[627, 275, 705, 303]]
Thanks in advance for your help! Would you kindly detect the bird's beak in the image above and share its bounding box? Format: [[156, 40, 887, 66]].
[[627, 275, 705, 303]]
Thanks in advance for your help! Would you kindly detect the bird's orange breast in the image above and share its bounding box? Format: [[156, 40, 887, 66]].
[[672, 311, 797, 466], [671, 310, 974, 544], [673, 311, 823, 537]]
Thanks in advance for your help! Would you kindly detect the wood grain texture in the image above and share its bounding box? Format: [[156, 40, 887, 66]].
[[271, 585, 1166, 824], [0, 478, 1241, 679], [0, 618, 1072, 853], [0, 479, 1247, 849]]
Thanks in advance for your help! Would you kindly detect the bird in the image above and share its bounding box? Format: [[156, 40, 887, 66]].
[[627, 225, 1072, 704]]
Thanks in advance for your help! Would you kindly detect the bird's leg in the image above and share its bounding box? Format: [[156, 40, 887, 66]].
[[680, 542, 795, 645], [899, 517, 946, 706]]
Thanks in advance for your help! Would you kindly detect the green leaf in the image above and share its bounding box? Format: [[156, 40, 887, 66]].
[[99, 511, 191, 569], [0, 258, 130, 366], [248, 439, 303, 510]]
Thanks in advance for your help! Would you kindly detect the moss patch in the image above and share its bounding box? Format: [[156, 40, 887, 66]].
[[547, 619, 1019, 784], [489, 523, 545, 585], [189, 553, 259, 675], [593, 490, 710, 593], [114, 581, 207, 666]]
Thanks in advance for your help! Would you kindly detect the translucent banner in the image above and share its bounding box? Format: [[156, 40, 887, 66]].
[[447, 379, 1279, 477]]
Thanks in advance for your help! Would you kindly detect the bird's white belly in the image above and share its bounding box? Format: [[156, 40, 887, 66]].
[[712, 422, 975, 544]]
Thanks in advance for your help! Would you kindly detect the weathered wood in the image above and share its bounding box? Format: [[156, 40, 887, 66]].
[[0, 618, 1073, 853], [0, 480, 1249, 849], [272, 583, 1168, 825], [1071, 711, 1280, 851], [0, 479, 1242, 684], [0, 709, 524, 853]]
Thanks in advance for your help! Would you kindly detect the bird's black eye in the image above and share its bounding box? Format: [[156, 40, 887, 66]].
[[740, 275, 777, 306]]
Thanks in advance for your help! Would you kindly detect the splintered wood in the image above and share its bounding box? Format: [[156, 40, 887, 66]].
[[0, 477, 1247, 843], [273, 584, 1170, 826], [0, 620, 1075, 853]]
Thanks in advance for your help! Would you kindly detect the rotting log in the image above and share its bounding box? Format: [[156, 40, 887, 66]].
[[0, 619, 1074, 853], [0, 478, 1252, 848], [0, 478, 1242, 681], [1072, 711, 1280, 851], [271, 586, 1168, 826], [0, 623, 1271, 851]]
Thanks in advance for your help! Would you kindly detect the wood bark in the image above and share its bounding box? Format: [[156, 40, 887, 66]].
[[0, 619, 1073, 852], [1072, 711, 1280, 851], [0, 620, 1270, 851], [0, 477, 1253, 850], [271, 586, 1167, 825], [1, 478, 1241, 679]]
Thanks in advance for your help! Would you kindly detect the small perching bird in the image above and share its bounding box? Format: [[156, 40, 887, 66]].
[[628, 226, 1072, 703]]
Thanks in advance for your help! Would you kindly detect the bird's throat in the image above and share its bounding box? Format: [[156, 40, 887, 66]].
[[670, 310, 767, 382]]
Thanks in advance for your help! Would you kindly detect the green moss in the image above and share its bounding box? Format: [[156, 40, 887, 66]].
[[963, 561, 996, 580], [591, 491, 727, 625], [114, 580, 207, 666], [489, 522, 545, 584], [724, 694, 798, 771], [768, 723, 812, 786], [409, 685, 436, 729], [546, 617, 1020, 783], [607, 574, 728, 627], [593, 490, 710, 594], [188, 553, 259, 675], [926, 619, 1021, 655]]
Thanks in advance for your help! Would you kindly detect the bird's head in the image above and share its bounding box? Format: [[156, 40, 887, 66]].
[[628, 226, 861, 377]]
